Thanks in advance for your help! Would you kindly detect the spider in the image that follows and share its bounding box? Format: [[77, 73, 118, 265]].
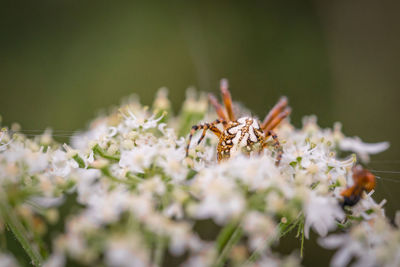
[[340, 165, 376, 207], [186, 79, 291, 165]]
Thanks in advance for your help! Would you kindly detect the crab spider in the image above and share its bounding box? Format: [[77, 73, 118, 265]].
[[186, 79, 291, 165]]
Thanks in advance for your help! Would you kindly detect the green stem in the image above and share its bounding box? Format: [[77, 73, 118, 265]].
[[72, 154, 85, 168], [278, 219, 300, 239], [126, 172, 145, 184], [92, 144, 120, 161], [154, 235, 167, 267], [298, 219, 305, 258], [296, 220, 302, 238], [101, 167, 137, 185], [0, 197, 43, 266], [213, 223, 242, 267], [245, 249, 260, 264]]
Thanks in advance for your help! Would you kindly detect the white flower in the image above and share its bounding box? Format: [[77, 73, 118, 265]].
[[229, 155, 282, 191], [71, 120, 110, 150], [137, 176, 166, 196], [25, 147, 49, 174], [395, 211, 400, 227], [43, 253, 65, 267], [3, 142, 26, 163], [0, 131, 13, 152], [167, 222, 194, 256], [105, 236, 150, 267], [243, 211, 277, 251], [50, 149, 78, 177], [0, 253, 19, 267], [339, 137, 389, 162], [85, 187, 131, 224], [129, 194, 154, 220], [119, 146, 157, 173], [304, 192, 344, 238], [164, 202, 184, 219], [320, 233, 364, 267], [75, 169, 102, 204], [4, 142, 49, 175], [244, 252, 301, 267], [121, 108, 164, 130], [350, 190, 386, 220], [156, 145, 188, 182], [319, 216, 400, 267], [182, 245, 215, 267], [191, 173, 245, 224], [30, 195, 64, 208]]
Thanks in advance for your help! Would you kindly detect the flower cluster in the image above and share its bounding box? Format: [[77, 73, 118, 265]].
[[0, 89, 397, 267]]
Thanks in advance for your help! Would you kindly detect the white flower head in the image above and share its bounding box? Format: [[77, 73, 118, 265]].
[[119, 146, 157, 173], [50, 149, 78, 177], [304, 192, 344, 239]]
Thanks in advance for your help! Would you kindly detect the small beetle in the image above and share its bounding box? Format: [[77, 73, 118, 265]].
[[186, 79, 291, 164], [341, 165, 376, 207]]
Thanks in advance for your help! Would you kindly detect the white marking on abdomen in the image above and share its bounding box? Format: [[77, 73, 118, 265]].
[[248, 126, 258, 142], [232, 130, 242, 145], [228, 126, 240, 134], [240, 133, 249, 146], [238, 117, 248, 124], [252, 120, 260, 129]]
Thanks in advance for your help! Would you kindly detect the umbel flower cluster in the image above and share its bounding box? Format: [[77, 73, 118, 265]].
[[0, 88, 398, 267]]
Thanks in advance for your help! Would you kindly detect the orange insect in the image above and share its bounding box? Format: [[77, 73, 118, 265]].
[[186, 79, 291, 164], [341, 165, 376, 207]]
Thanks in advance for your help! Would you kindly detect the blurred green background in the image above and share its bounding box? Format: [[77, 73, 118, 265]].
[[1, 1, 399, 265]]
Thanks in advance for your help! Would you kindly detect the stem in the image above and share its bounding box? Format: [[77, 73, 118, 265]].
[[245, 249, 260, 264], [0, 196, 43, 266], [154, 236, 166, 267], [278, 219, 300, 239], [296, 220, 301, 238], [92, 144, 120, 161], [298, 219, 305, 258], [72, 154, 85, 168], [213, 224, 242, 267], [101, 167, 137, 185], [126, 172, 145, 184]]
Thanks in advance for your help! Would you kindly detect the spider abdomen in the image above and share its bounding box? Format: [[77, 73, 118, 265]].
[[217, 117, 264, 161]]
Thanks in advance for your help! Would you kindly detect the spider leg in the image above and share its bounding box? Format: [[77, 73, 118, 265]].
[[263, 107, 291, 133], [197, 120, 223, 145], [208, 93, 228, 121], [186, 119, 223, 157], [220, 79, 236, 121], [261, 96, 288, 130], [266, 130, 283, 166]]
